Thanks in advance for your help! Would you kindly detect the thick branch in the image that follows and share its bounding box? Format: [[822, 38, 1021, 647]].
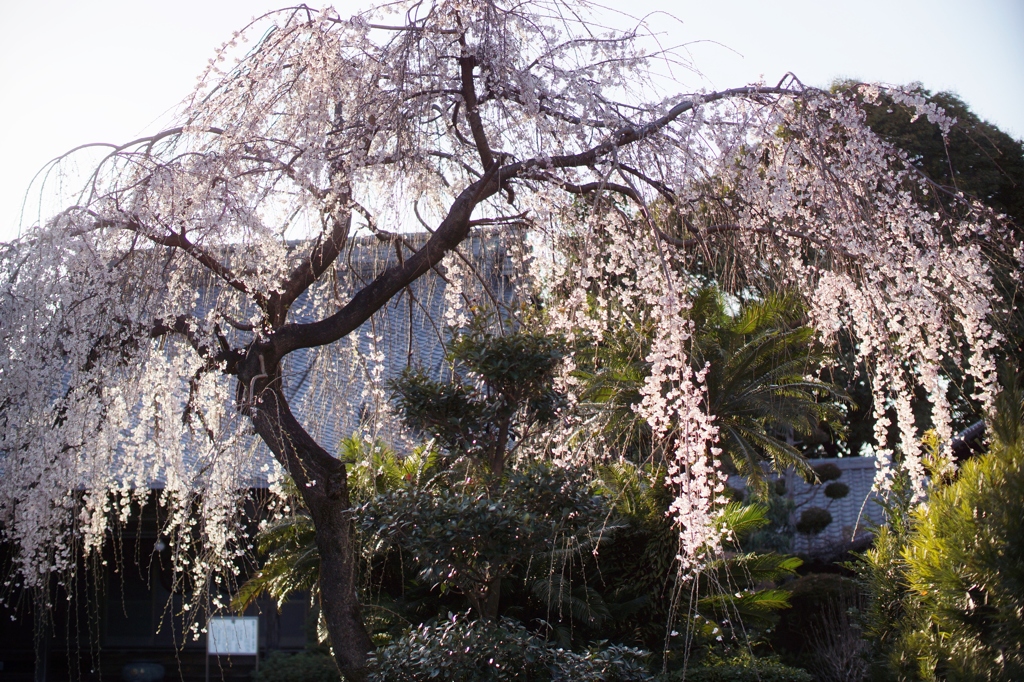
[[664, 223, 858, 259], [272, 162, 504, 356], [271, 87, 803, 357], [542, 176, 641, 203], [151, 314, 244, 373], [517, 86, 798, 172], [88, 214, 259, 305], [458, 48, 495, 170], [272, 203, 353, 321]]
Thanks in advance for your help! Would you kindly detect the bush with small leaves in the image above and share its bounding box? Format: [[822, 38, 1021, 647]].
[[679, 653, 813, 682], [823, 481, 849, 499], [771, 573, 865, 672], [254, 649, 341, 682], [368, 613, 652, 681], [358, 462, 607, 617], [795, 507, 833, 535]]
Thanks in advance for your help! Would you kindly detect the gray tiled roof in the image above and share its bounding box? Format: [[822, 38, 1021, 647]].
[[726, 456, 885, 556], [786, 457, 884, 555]]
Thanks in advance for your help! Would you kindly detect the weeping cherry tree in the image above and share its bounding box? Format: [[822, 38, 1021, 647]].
[[0, 1, 1018, 679]]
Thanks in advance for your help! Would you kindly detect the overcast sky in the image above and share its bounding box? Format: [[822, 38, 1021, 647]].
[[1, 0, 1022, 242]]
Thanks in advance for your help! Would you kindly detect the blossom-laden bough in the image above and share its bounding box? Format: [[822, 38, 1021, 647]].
[[0, 1, 1016, 679]]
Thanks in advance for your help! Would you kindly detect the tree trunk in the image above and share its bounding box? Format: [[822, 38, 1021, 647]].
[[483, 577, 501, 620], [304, 480, 374, 682], [241, 363, 373, 681], [467, 578, 501, 620]]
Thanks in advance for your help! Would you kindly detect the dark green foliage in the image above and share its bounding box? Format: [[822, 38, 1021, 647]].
[[233, 437, 415, 616], [898, 367, 1024, 680], [690, 290, 850, 490], [368, 613, 652, 681], [695, 549, 803, 629], [679, 654, 813, 682], [392, 323, 564, 484], [741, 486, 795, 555], [771, 573, 865, 673], [446, 330, 566, 424], [812, 462, 842, 482], [823, 482, 849, 500], [848, 84, 1024, 229], [358, 462, 607, 617], [828, 83, 1024, 459], [237, 317, 817, 677], [232, 478, 318, 613], [254, 649, 341, 682], [378, 325, 603, 621], [693, 504, 803, 636], [853, 466, 916, 681], [592, 463, 801, 663], [795, 507, 832, 535], [344, 436, 441, 500]]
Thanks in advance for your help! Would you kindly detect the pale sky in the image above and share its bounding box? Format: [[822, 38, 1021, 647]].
[[1, 0, 1022, 242]]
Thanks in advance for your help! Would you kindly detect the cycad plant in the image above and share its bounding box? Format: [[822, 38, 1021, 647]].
[[574, 286, 849, 491], [232, 470, 318, 615], [695, 502, 804, 631], [692, 289, 848, 487]]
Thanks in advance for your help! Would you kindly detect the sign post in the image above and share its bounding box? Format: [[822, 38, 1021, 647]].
[[206, 616, 259, 682]]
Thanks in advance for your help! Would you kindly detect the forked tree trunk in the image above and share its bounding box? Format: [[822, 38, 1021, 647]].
[[230, 161, 498, 680]]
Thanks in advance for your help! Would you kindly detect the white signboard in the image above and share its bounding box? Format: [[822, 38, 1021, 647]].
[[208, 616, 259, 655]]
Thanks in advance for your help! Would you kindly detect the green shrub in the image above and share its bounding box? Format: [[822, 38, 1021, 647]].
[[823, 481, 849, 499], [253, 649, 340, 682], [855, 365, 1024, 680], [680, 654, 813, 682], [773, 574, 862, 650], [771, 573, 866, 674], [742, 485, 796, 554], [898, 392, 1024, 678], [368, 613, 652, 681], [795, 507, 832, 535]]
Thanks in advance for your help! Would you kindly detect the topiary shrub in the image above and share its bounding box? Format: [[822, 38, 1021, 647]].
[[254, 649, 340, 682], [368, 613, 652, 681], [812, 462, 842, 482], [795, 507, 832, 535], [823, 481, 849, 499], [680, 654, 813, 682]]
